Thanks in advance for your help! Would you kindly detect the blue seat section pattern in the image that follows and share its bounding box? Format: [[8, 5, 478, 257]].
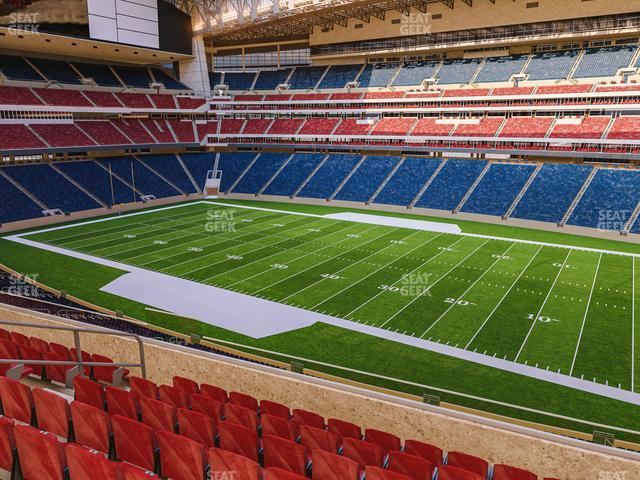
[[0, 172, 44, 224], [3, 164, 100, 213], [461, 163, 535, 216], [0, 55, 43, 81], [525, 50, 579, 80], [217, 153, 256, 193], [151, 68, 189, 90], [572, 46, 637, 78], [209, 72, 223, 88], [288, 66, 327, 89], [298, 155, 362, 199], [335, 156, 400, 203], [415, 160, 488, 211], [73, 62, 122, 87], [55, 160, 135, 206], [436, 58, 481, 84], [180, 153, 216, 191], [392, 61, 440, 86], [223, 72, 257, 90], [113, 66, 153, 89], [140, 155, 197, 194], [318, 64, 362, 88], [232, 153, 290, 194], [98, 157, 180, 199], [511, 164, 593, 224], [374, 157, 443, 206], [30, 59, 80, 84], [253, 69, 293, 90], [568, 169, 640, 231], [474, 55, 528, 83], [263, 154, 324, 197], [357, 63, 400, 88]]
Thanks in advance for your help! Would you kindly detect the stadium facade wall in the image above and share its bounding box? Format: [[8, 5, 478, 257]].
[[0, 304, 639, 479]]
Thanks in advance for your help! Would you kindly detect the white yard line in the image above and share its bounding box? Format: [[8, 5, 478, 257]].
[[514, 249, 572, 362], [464, 245, 544, 349], [568, 252, 602, 376], [420, 242, 517, 338], [379, 239, 492, 328]]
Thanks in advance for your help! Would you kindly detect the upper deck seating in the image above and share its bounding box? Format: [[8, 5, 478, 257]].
[[149, 94, 177, 109], [298, 118, 339, 135], [268, 119, 305, 135], [474, 55, 527, 83], [298, 154, 362, 199], [243, 119, 273, 135], [549, 116, 610, 139], [357, 63, 400, 88], [436, 58, 481, 84], [113, 66, 153, 89], [334, 156, 400, 203], [392, 61, 440, 87], [572, 45, 637, 78], [117, 93, 154, 109], [0, 125, 46, 150], [254, 69, 293, 90], [499, 117, 554, 138], [30, 58, 80, 84], [525, 50, 579, 80], [606, 117, 640, 140], [111, 119, 156, 144], [263, 153, 324, 197], [224, 72, 257, 91], [319, 64, 362, 89], [31, 124, 96, 148], [371, 117, 416, 136], [77, 121, 132, 145], [220, 119, 245, 135], [453, 118, 505, 137], [374, 157, 443, 206], [411, 118, 454, 137], [288, 66, 327, 89], [72, 62, 122, 87], [34, 88, 92, 107], [82, 91, 123, 108], [140, 119, 175, 143], [210, 71, 223, 88], [0, 55, 43, 81], [168, 120, 196, 143], [334, 119, 376, 136], [0, 86, 42, 105], [151, 68, 190, 90]]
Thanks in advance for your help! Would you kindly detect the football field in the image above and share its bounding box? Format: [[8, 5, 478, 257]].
[[20, 201, 640, 393]]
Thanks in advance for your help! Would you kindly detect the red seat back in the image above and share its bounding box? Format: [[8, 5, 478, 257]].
[[300, 425, 339, 454], [157, 430, 206, 480], [292, 409, 325, 430], [106, 386, 139, 420], [404, 439, 443, 465], [91, 354, 118, 384], [43, 351, 69, 385], [33, 388, 71, 439], [139, 395, 177, 433], [364, 428, 401, 454], [0, 329, 11, 342], [73, 376, 105, 410], [0, 339, 20, 360], [70, 401, 112, 455], [121, 463, 159, 479], [218, 420, 258, 462], [159, 384, 189, 409], [130, 376, 159, 400], [208, 447, 261, 480], [260, 400, 290, 419], [229, 391, 258, 412], [10, 332, 29, 347], [0, 376, 34, 424], [190, 393, 223, 425], [365, 466, 412, 480], [328, 418, 361, 440], [48, 343, 70, 360], [493, 464, 538, 480], [311, 449, 359, 480], [18, 344, 44, 377], [200, 383, 227, 404], [438, 465, 485, 480], [447, 451, 489, 478], [265, 467, 308, 480], [178, 408, 215, 448], [0, 416, 15, 472], [173, 376, 199, 396], [262, 413, 297, 441], [66, 443, 120, 480], [14, 424, 67, 480], [341, 438, 384, 469], [28, 337, 49, 353], [387, 451, 435, 480], [224, 402, 258, 431], [112, 414, 157, 472], [263, 434, 307, 476]]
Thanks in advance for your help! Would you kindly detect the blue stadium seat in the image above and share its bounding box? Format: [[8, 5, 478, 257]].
[[113, 66, 153, 89], [3, 164, 100, 213], [334, 156, 400, 203], [392, 61, 440, 87], [0, 171, 44, 224], [140, 155, 198, 194], [72, 62, 122, 87], [474, 55, 528, 83], [223, 72, 257, 91], [151, 68, 190, 90], [357, 63, 400, 88], [568, 169, 640, 231], [525, 50, 579, 80], [572, 45, 637, 78], [97, 157, 181, 199], [263, 154, 324, 197], [436, 58, 481, 84], [511, 164, 593, 224], [298, 155, 362, 199], [180, 153, 216, 191], [232, 153, 290, 194], [217, 152, 257, 193], [374, 157, 443, 206], [288, 66, 327, 90], [54, 160, 135, 206], [29, 58, 80, 84], [318, 64, 361, 89], [0, 55, 43, 81], [415, 160, 488, 211], [460, 163, 536, 217], [209, 72, 223, 89], [253, 70, 293, 90]]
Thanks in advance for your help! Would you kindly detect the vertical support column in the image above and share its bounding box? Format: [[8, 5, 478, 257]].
[[179, 34, 212, 97]]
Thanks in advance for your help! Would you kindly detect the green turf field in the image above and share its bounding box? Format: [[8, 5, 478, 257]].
[[2, 199, 640, 439]]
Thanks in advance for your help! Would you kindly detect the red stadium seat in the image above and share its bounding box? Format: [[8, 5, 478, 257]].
[[91, 354, 126, 385], [263, 434, 308, 476], [229, 391, 259, 412], [28, 337, 49, 353], [387, 451, 435, 480], [311, 449, 359, 480], [0, 416, 16, 473], [139, 395, 177, 433], [121, 463, 159, 479], [224, 402, 258, 431], [130, 377, 159, 400], [260, 399, 290, 419], [17, 344, 45, 377], [105, 386, 139, 420], [112, 414, 158, 472], [493, 464, 537, 480], [0, 329, 10, 342], [33, 388, 71, 439], [43, 351, 71, 386], [265, 467, 308, 480], [364, 428, 401, 454], [70, 349, 92, 376], [299, 425, 339, 454], [157, 430, 206, 480], [70, 401, 112, 455], [365, 466, 412, 480], [341, 438, 384, 469], [159, 384, 189, 409], [292, 409, 324, 430], [10, 332, 29, 347], [328, 418, 361, 440], [218, 420, 259, 462], [0, 340, 32, 379], [66, 443, 120, 480], [190, 393, 223, 424], [447, 451, 489, 478], [73, 376, 106, 410], [200, 383, 227, 404], [404, 439, 443, 465], [0, 376, 34, 424], [173, 376, 199, 397], [261, 413, 298, 441], [177, 408, 215, 448], [14, 424, 67, 480], [438, 465, 484, 480], [208, 448, 261, 480], [48, 343, 70, 359]]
